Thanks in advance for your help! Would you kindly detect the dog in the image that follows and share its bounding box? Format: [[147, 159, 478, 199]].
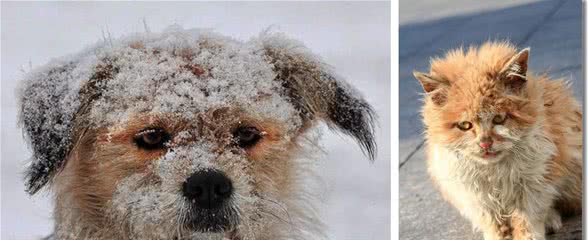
[[18, 26, 376, 239]]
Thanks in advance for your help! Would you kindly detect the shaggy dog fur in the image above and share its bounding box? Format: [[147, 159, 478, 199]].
[[414, 42, 582, 240], [18, 27, 376, 240]]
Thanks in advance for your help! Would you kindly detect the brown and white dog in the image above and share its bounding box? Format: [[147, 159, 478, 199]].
[[18, 27, 376, 240]]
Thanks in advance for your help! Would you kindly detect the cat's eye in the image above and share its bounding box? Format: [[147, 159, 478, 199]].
[[457, 121, 473, 131], [492, 114, 507, 125], [134, 128, 170, 150], [233, 126, 263, 148]]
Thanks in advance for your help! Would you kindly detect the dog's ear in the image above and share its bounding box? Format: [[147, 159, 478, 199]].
[[258, 33, 376, 160], [18, 60, 93, 195]]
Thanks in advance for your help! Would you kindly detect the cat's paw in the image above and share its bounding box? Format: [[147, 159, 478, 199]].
[[545, 209, 562, 233], [483, 225, 513, 240], [499, 225, 513, 239]]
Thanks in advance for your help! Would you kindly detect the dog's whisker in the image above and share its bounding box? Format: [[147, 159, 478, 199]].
[[258, 197, 294, 226]]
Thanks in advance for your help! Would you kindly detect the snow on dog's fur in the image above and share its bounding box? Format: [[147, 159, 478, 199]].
[[18, 26, 376, 239]]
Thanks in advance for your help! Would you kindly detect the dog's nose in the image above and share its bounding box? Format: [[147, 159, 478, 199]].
[[183, 170, 233, 209]]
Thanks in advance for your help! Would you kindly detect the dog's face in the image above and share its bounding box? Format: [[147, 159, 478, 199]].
[[83, 112, 300, 239], [19, 29, 375, 239]]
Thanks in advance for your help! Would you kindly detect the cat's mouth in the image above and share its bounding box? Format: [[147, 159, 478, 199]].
[[481, 150, 502, 159], [469, 150, 505, 164]]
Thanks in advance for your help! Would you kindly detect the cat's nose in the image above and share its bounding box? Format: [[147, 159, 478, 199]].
[[479, 140, 493, 149]]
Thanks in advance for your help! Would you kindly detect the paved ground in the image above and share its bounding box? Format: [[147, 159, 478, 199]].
[[399, 1, 583, 239]]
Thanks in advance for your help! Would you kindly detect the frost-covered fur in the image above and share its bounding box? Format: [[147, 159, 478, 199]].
[[18, 26, 376, 240], [414, 42, 582, 240]]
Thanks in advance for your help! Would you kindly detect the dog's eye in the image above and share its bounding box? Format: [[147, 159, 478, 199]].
[[456, 121, 473, 131], [233, 126, 263, 148], [134, 128, 170, 150]]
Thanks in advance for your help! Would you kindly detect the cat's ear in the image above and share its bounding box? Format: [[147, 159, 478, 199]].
[[499, 48, 529, 93], [413, 71, 449, 93], [413, 71, 450, 105]]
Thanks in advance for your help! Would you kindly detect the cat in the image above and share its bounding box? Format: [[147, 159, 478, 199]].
[[413, 41, 582, 240]]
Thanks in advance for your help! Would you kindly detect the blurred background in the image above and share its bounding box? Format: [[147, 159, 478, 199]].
[[399, 0, 582, 239], [1, 2, 390, 239]]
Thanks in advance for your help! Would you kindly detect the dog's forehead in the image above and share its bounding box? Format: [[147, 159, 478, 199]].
[[81, 29, 301, 131]]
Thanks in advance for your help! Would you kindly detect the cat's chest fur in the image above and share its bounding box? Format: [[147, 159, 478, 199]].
[[427, 131, 558, 218]]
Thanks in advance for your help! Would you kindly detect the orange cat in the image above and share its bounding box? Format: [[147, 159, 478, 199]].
[[413, 42, 582, 240]]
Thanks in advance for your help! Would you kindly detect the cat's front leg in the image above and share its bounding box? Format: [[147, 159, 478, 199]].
[[511, 210, 547, 240], [481, 223, 513, 240], [469, 211, 512, 240]]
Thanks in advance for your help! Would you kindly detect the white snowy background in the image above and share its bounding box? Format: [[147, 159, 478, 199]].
[[0, 2, 390, 239]]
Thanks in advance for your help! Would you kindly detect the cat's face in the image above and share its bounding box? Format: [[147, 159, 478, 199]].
[[432, 95, 530, 164], [414, 42, 539, 164]]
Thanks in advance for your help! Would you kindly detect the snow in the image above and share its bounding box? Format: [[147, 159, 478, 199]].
[[1, 2, 390, 239]]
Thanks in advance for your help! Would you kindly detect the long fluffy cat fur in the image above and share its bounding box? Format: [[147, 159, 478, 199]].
[[414, 41, 582, 240]]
